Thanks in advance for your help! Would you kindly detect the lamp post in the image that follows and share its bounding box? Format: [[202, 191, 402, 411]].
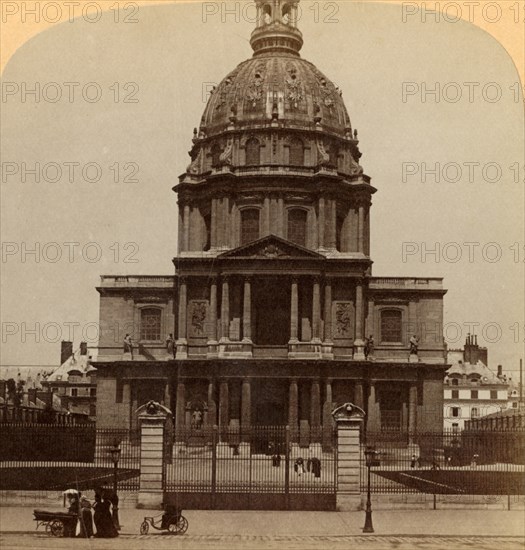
[[109, 443, 122, 531], [363, 446, 378, 533]]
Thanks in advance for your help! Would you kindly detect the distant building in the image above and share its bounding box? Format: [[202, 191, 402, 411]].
[[42, 341, 97, 420], [444, 335, 513, 430]]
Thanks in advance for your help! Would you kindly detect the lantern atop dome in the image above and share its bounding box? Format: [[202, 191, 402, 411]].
[[250, 0, 303, 56]]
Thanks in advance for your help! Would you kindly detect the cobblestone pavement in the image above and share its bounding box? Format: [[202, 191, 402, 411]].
[[1, 533, 524, 550]]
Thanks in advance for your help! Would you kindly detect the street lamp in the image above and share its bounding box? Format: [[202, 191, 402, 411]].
[[109, 442, 122, 531], [363, 446, 379, 533]]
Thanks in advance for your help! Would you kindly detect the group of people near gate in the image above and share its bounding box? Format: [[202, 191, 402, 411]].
[[63, 487, 119, 538]]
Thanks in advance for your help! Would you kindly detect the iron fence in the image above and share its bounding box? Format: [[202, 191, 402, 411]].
[[0, 423, 140, 491], [163, 425, 337, 510], [360, 429, 525, 496]]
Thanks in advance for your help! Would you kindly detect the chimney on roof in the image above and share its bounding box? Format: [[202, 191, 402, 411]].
[[474, 335, 478, 346], [80, 342, 88, 356], [60, 341, 73, 365], [498, 365, 503, 377]]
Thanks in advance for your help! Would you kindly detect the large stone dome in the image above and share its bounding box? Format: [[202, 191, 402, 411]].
[[201, 53, 352, 138]]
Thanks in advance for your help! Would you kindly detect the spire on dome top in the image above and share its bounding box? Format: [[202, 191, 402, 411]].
[[250, 0, 303, 56]]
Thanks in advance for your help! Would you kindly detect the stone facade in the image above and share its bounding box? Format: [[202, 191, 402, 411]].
[[94, 0, 448, 438]]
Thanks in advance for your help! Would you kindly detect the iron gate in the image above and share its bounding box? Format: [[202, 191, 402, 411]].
[[163, 425, 337, 510]]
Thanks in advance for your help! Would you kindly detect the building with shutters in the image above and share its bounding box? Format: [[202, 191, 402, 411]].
[[94, 0, 448, 441]]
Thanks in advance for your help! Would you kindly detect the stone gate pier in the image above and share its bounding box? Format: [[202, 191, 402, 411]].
[[332, 402, 365, 511]]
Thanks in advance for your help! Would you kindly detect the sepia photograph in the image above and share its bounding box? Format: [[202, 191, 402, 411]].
[[0, 1, 524, 548]]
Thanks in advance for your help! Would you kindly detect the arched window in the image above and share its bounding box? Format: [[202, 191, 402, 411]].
[[211, 143, 222, 167], [282, 2, 292, 23], [141, 308, 162, 341], [241, 209, 260, 245], [380, 310, 402, 343], [245, 138, 261, 165], [287, 209, 307, 247], [263, 3, 272, 24], [287, 137, 304, 166]]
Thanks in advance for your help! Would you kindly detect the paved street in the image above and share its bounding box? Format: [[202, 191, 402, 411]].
[[0, 532, 524, 550], [1, 508, 524, 549]]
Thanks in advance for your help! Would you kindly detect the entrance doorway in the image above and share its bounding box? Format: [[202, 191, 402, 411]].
[[253, 279, 290, 345]]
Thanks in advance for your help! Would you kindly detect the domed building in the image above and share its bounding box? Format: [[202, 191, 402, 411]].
[[95, 0, 448, 465]]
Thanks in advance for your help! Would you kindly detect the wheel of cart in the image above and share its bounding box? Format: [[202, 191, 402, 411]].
[[33, 510, 77, 537], [139, 505, 188, 535], [49, 519, 65, 537], [168, 515, 188, 535]]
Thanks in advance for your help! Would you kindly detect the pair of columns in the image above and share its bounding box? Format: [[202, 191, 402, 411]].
[[175, 378, 251, 433], [177, 276, 366, 356], [365, 381, 418, 436]]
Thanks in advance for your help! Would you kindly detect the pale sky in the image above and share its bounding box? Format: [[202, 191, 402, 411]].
[[1, 1, 523, 378]]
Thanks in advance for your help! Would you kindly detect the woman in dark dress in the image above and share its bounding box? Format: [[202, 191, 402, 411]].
[[93, 494, 118, 538], [78, 496, 94, 538]]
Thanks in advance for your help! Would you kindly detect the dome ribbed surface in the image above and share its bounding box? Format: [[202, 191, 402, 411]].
[[201, 54, 351, 137]]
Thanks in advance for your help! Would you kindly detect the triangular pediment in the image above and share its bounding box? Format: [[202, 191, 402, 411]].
[[218, 235, 325, 260]]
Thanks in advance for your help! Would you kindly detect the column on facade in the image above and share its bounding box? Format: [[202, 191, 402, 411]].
[[310, 379, 321, 442], [277, 195, 285, 237], [312, 277, 321, 341], [242, 277, 252, 341], [219, 380, 229, 431], [288, 378, 299, 442], [327, 198, 337, 249], [365, 297, 375, 341], [220, 276, 230, 341], [262, 195, 271, 236], [344, 207, 353, 252], [357, 201, 365, 254], [207, 378, 216, 426], [354, 381, 364, 410], [229, 204, 238, 249], [353, 280, 365, 359], [322, 379, 333, 450], [177, 278, 188, 342], [323, 280, 332, 342], [408, 383, 418, 442], [208, 277, 218, 343], [318, 196, 326, 249], [175, 380, 186, 431], [366, 381, 380, 432], [163, 380, 171, 410], [183, 203, 190, 252], [289, 277, 299, 342], [241, 378, 251, 441], [210, 198, 218, 249]]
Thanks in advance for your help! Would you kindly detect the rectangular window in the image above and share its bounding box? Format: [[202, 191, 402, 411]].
[[490, 390, 498, 399], [452, 423, 459, 432], [471, 390, 478, 399], [451, 378, 459, 386], [380, 310, 402, 343], [140, 308, 162, 341], [451, 390, 459, 399], [471, 407, 479, 418], [452, 407, 460, 417], [90, 387, 97, 397], [71, 388, 78, 397]]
